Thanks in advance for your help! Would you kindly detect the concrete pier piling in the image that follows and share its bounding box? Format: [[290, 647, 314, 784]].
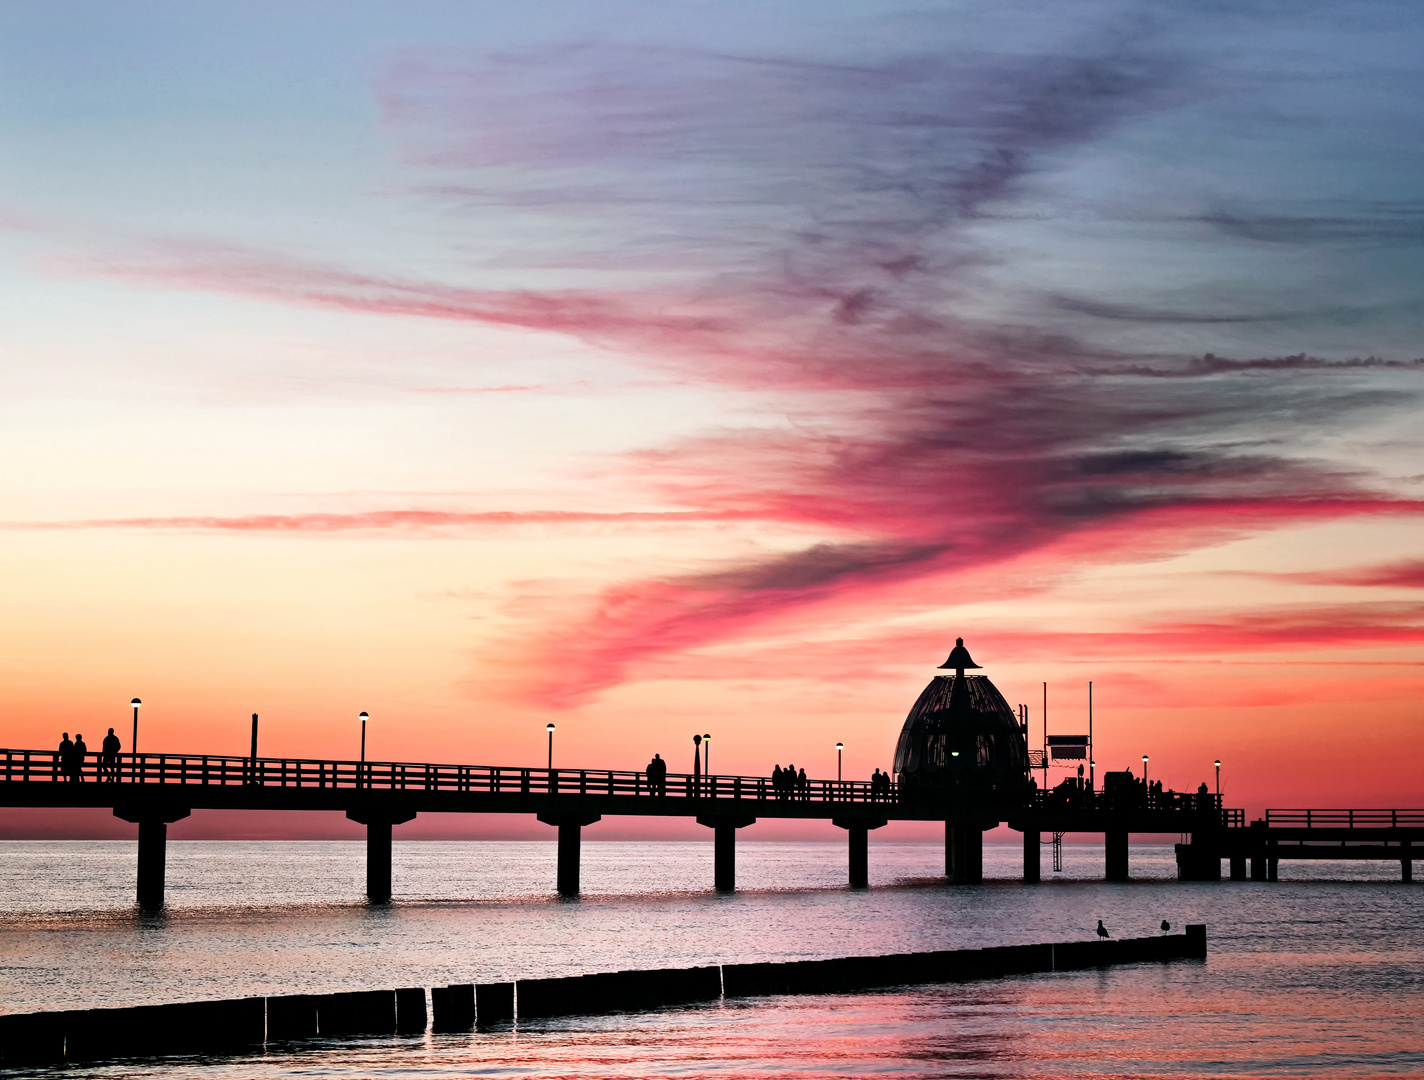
[[1105, 830, 1129, 882], [112, 806, 190, 908], [345, 809, 417, 903], [1023, 829, 1040, 883], [538, 812, 602, 895], [946, 823, 984, 883], [833, 818, 886, 888], [697, 815, 755, 892]]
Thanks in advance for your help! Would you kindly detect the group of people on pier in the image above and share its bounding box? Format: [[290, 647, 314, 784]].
[[54, 729, 123, 782], [771, 763, 808, 799]]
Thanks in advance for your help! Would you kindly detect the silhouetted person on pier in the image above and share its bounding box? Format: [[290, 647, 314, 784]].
[[646, 753, 666, 796], [772, 764, 784, 799], [797, 767, 808, 800], [1097, 920, 1110, 939], [57, 733, 74, 782], [71, 734, 87, 782], [101, 728, 120, 782]]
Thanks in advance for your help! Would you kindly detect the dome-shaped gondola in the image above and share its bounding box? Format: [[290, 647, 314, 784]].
[[893, 639, 1028, 792]]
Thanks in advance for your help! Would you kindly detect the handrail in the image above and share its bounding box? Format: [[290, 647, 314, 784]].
[[0, 748, 898, 806], [0, 746, 1256, 822], [1266, 808, 1424, 827], [1028, 787, 1241, 825]]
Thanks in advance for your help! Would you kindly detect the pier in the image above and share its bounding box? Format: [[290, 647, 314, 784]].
[[5, 640, 1416, 906], [2, 746, 1415, 905]]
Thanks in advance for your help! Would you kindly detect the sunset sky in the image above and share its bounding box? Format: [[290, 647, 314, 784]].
[[2, 1, 1422, 840]]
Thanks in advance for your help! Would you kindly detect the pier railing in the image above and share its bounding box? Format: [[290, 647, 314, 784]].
[[1028, 787, 1243, 827], [1265, 808, 1424, 828], [0, 748, 894, 806]]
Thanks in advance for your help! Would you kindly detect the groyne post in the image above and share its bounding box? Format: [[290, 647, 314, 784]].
[[833, 818, 886, 888], [1404, 841, 1413, 883], [1105, 829, 1128, 882], [113, 806, 191, 909], [1023, 829, 1040, 883], [697, 815, 756, 891], [345, 808, 418, 903], [537, 812, 602, 896]]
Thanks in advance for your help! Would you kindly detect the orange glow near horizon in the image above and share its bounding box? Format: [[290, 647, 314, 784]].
[[2, 7, 1423, 838]]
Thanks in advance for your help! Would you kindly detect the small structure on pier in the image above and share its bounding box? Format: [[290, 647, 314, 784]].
[[892, 639, 1029, 794]]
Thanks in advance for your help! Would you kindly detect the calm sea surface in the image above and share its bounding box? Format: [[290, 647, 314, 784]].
[[0, 840, 1420, 1078]]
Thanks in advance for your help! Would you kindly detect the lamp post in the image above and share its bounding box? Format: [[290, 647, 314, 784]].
[[1215, 759, 1221, 798], [547, 723, 555, 770], [1142, 754, 1149, 787], [703, 733, 711, 776], [130, 698, 141, 764], [1089, 759, 1096, 793], [836, 742, 843, 782], [359, 712, 369, 788]]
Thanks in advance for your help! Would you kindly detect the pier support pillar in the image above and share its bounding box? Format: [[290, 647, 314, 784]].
[[1403, 842, 1413, 883], [113, 806, 190, 909], [1229, 855, 1247, 880], [946, 822, 985, 884], [347, 809, 418, 903], [1105, 830, 1129, 882], [538, 813, 602, 896], [1176, 836, 1222, 881], [1249, 820, 1268, 881], [1023, 829, 1040, 883], [697, 815, 756, 892], [833, 818, 886, 888]]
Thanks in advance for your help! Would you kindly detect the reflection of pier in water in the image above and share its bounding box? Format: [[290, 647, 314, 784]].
[[4, 639, 1417, 907]]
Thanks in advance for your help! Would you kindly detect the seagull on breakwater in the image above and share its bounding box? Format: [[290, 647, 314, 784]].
[[1161, 920, 1171, 932], [1096, 920, 1110, 939]]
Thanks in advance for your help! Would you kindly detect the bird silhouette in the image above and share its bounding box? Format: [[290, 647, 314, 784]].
[[1096, 920, 1110, 939], [1161, 920, 1171, 932]]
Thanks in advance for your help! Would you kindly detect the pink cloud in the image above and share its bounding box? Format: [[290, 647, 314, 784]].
[[45, 43, 1424, 708], [2, 508, 757, 533]]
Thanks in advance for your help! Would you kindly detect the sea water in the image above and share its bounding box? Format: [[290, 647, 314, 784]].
[[0, 840, 1419, 1077]]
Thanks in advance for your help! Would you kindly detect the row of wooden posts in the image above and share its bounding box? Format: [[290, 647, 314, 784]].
[[0, 928, 1206, 1067]]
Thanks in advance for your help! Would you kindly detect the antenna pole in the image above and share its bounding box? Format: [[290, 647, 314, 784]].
[[1088, 682, 1093, 791], [1042, 682, 1049, 790]]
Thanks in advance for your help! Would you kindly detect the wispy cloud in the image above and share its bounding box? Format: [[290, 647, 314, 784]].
[[3, 509, 757, 533], [53, 29, 1424, 705]]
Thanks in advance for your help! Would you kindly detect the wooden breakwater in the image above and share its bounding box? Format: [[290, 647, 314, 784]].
[[0, 926, 1205, 1067]]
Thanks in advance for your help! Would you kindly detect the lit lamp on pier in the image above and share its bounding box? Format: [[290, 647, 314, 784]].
[[1142, 754, 1149, 786], [359, 712, 369, 763], [836, 742, 844, 782], [1215, 759, 1221, 797], [130, 698, 141, 760], [547, 723, 555, 769], [703, 733, 711, 775]]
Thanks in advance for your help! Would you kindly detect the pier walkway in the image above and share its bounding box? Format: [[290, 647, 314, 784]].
[[0, 747, 1414, 905]]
